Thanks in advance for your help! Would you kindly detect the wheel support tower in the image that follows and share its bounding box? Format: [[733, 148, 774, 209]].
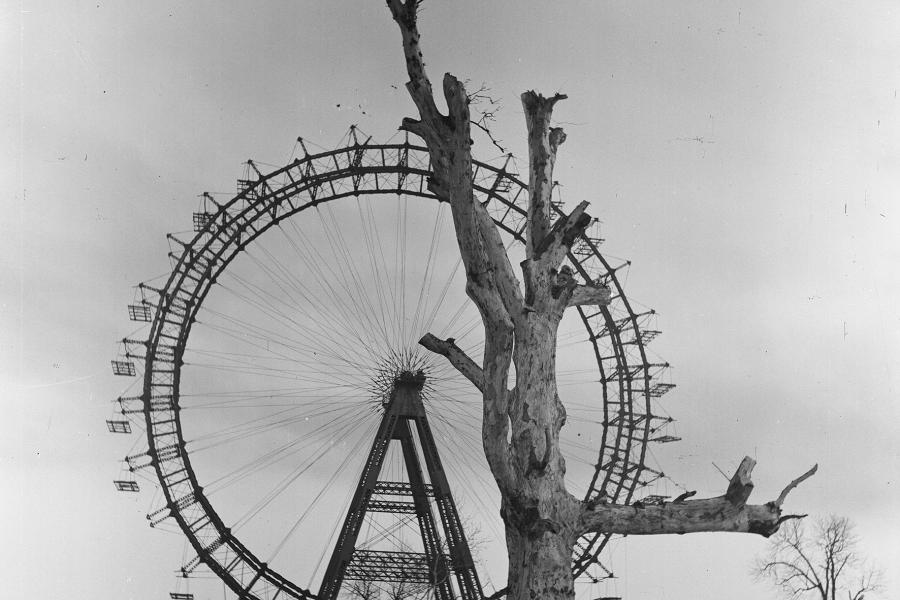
[[318, 371, 482, 600]]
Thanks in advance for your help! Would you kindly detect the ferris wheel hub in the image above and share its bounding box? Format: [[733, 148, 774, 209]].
[[385, 370, 427, 416], [371, 354, 433, 406], [393, 369, 426, 388]]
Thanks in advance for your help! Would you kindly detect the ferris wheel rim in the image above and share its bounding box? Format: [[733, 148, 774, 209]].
[[131, 138, 664, 598]]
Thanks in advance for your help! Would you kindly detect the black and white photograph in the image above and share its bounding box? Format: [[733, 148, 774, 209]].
[[4, 2, 898, 599]]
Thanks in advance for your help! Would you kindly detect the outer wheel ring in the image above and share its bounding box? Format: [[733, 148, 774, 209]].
[[137, 140, 666, 598]]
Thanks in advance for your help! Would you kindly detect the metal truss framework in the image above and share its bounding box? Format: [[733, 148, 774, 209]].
[[319, 371, 481, 600], [117, 133, 676, 599]]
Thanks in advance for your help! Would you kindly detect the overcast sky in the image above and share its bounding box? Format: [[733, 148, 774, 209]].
[[3, 1, 899, 599]]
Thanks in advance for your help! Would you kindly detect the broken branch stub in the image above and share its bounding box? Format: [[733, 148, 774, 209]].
[[566, 283, 612, 308], [419, 333, 485, 393]]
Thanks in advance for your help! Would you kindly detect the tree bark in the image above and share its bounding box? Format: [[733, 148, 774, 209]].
[[504, 523, 578, 600], [384, 3, 816, 599]]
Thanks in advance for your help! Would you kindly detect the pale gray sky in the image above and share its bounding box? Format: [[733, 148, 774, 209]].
[[3, 1, 899, 599]]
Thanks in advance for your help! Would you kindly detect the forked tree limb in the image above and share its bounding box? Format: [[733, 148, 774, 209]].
[[389, 2, 520, 493], [388, 0, 523, 333], [473, 193, 525, 314], [389, 0, 595, 325], [521, 200, 596, 315], [388, 3, 518, 492], [579, 457, 817, 537], [519, 93, 602, 318], [520, 92, 595, 303]]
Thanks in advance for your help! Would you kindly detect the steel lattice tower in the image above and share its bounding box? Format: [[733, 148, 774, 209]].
[[318, 370, 482, 600]]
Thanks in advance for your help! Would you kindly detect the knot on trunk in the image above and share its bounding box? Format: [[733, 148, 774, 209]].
[[550, 265, 576, 300], [549, 127, 567, 152], [524, 427, 553, 476], [501, 493, 562, 540]]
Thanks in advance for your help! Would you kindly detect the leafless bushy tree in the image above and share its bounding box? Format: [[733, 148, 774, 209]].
[[345, 577, 431, 600], [754, 515, 882, 600]]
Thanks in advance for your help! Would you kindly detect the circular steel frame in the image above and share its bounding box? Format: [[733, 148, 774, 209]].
[[138, 140, 665, 599]]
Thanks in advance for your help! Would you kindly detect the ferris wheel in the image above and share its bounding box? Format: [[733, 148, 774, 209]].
[[109, 128, 678, 600]]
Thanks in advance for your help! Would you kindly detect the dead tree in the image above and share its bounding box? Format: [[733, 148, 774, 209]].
[[385, 2, 818, 598], [754, 516, 882, 600]]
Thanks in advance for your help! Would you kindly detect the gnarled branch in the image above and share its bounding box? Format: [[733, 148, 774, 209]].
[[388, 0, 523, 333], [520, 200, 595, 314], [473, 193, 525, 315], [579, 457, 817, 537]]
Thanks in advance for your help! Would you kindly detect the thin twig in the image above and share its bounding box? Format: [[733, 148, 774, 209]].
[[775, 464, 818, 507]]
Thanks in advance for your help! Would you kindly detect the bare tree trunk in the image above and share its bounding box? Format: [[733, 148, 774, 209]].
[[501, 312, 582, 600], [384, 3, 817, 599], [505, 524, 577, 600]]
